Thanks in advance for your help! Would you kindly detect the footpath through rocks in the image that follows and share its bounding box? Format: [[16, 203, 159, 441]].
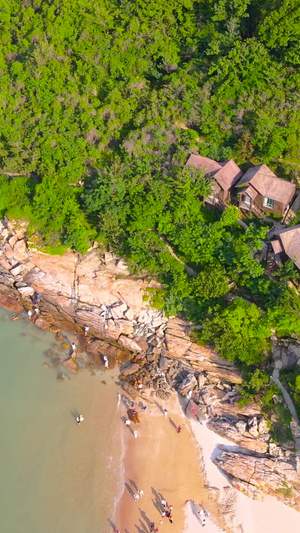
[[0, 218, 300, 511]]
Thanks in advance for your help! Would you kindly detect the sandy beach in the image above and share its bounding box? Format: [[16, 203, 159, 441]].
[[113, 391, 300, 533], [113, 393, 225, 533], [190, 419, 300, 533]]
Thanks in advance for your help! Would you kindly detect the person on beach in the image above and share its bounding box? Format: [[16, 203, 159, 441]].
[[150, 523, 155, 532], [103, 355, 109, 368], [168, 504, 173, 512], [138, 489, 144, 498], [177, 425, 182, 433], [161, 499, 167, 508], [161, 511, 166, 518], [76, 414, 84, 424], [27, 309, 33, 318], [142, 405, 148, 412], [133, 493, 139, 501], [71, 342, 76, 351], [201, 518, 206, 527], [124, 419, 131, 426], [133, 430, 138, 438], [84, 326, 89, 336], [163, 409, 168, 417]]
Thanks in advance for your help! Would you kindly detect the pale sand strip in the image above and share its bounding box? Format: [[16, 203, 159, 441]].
[[189, 419, 300, 533], [113, 393, 224, 533]]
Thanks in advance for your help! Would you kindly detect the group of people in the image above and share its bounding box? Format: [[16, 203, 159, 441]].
[[133, 489, 144, 501], [118, 393, 212, 532], [27, 292, 41, 319], [197, 508, 210, 527], [161, 499, 173, 524]]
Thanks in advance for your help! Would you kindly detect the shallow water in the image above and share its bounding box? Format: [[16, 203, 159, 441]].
[[0, 309, 121, 533]]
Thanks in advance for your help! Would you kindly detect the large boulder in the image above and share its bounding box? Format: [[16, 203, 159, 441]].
[[121, 363, 141, 376], [208, 418, 269, 453], [63, 358, 78, 374], [121, 381, 139, 398], [177, 374, 197, 396], [214, 451, 300, 511], [118, 335, 143, 353]]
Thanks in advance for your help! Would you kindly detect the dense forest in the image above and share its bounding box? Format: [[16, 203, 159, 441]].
[[1, 0, 300, 439]]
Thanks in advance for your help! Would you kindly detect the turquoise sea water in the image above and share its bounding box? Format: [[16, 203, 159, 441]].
[[0, 309, 121, 533]]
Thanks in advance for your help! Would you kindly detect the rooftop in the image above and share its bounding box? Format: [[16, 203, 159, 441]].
[[187, 155, 243, 191], [237, 164, 296, 205], [276, 225, 300, 268]]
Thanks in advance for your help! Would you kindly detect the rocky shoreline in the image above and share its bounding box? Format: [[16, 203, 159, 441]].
[[0, 218, 300, 512]]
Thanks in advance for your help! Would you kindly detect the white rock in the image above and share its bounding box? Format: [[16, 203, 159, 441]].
[[111, 302, 127, 320], [124, 307, 134, 321], [235, 421, 247, 434], [104, 251, 115, 263], [116, 259, 129, 270], [8, 235, 18, 249], [1, 228, 9, 240], [258, 418, 269, 435], [10, 264, 22, 276], [17, 286, 34, 296]]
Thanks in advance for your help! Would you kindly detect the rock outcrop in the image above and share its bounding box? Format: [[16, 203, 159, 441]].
[[214, 451, 300, 511], [0, 218, 299, 510]]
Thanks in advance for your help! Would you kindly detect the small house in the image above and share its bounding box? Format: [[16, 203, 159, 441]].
[[270, 225, 300, 269], [236, 164, 296, 218], [186, 155, 243, 206]]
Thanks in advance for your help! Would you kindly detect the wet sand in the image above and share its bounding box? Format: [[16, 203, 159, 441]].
[[113, 393, 224, 533]]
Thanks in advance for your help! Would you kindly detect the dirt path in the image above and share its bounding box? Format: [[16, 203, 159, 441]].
[[272, 366, 300, 452], [151, 230, 197, 276]]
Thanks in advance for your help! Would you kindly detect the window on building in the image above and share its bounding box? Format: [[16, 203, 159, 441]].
[[263, 197, 275, 209]]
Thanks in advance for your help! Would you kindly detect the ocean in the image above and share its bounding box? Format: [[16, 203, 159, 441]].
[[0, 308, 122, 533]]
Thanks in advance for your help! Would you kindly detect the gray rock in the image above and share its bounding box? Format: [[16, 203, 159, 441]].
[[122, 381, 139, 398], [258, 418, 269, 435], [248, 416, 259, 438], [235, 421, 247, 434], [104, 251, 115, 263], [177, 374, 197, 396], [159, 356, 171, 370], [121, 363, 141, 376]]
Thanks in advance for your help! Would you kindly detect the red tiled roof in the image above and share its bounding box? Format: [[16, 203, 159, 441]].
[[186, 155, 221, 176], [187, 155, 243, 191], [278, 225, 300, 268], [271, 240, 283, 255], [237, 164, 296, 205]]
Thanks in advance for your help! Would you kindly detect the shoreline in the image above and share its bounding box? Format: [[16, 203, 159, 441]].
[[0, 218, 299, 525], [3, 301, 300, 532], [113, 392, 226, 533], [112, 391, 300, 533]]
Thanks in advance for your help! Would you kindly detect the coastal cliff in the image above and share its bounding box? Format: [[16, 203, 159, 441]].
[[0, 218, 299, 512]]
